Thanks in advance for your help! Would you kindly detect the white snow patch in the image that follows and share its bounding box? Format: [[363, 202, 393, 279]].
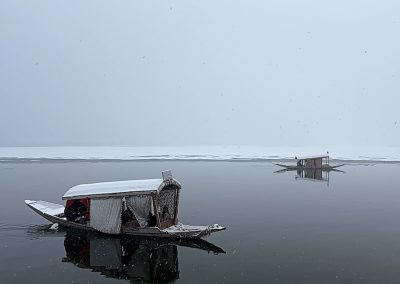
[[24, 200, 65, 216], [50, 223, 59, 231]]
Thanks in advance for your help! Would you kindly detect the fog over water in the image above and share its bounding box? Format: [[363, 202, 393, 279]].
[[1, 1, 399, 148]]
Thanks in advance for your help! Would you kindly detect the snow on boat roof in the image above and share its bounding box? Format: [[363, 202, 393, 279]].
[[62, 178, 180, 200], [25, 200, 65, 216], [297, 154, 329, 160]]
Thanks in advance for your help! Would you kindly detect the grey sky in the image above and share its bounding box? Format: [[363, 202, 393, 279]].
[[1, 1, 399, 147]]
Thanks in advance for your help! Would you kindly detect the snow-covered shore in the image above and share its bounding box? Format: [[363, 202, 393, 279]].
[[0, 146, 399, 162]]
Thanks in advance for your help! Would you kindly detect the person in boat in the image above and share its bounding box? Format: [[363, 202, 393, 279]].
[[296, 157, 302, 167], [121, 207, 139, 228], [65, 199, 88, 224], [162, 205, 171, 220]]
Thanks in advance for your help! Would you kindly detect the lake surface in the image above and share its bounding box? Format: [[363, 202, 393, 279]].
[[1, 161, 400, 283]]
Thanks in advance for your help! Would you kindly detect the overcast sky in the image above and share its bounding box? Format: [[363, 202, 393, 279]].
[[0, 1, 399, 147]]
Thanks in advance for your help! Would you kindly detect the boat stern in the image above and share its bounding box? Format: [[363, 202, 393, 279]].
[[162, 223, 226, 239]]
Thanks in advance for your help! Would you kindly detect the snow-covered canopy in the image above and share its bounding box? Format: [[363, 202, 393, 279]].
[[62, 178, 181, 200], [297, 154, 329, 160]]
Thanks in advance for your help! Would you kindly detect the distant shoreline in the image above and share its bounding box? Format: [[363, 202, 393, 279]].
[[0, 146, 399, 163], [1, 157, 399, 164]]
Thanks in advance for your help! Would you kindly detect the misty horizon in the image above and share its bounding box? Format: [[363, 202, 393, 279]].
[[1, 1, 399, 147]]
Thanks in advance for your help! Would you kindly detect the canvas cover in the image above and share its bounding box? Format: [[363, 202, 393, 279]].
[[126, 195, 152, 227], [90, 198, 122, 234]]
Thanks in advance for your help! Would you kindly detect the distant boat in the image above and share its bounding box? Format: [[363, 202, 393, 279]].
[[25, 170, 226, 239], [275, 154, 344, 171]]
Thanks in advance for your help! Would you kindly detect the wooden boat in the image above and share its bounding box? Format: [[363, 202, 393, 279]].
[[25, 170, 226, 239], [275, 154, 344, 171]]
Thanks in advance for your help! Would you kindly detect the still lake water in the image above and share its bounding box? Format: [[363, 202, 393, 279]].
[[1, 161, 400, 283]]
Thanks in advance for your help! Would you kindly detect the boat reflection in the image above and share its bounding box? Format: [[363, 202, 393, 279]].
[[275, 167, 345, 186], [295, 168, 329, 182], [62, 230, 225, 283]]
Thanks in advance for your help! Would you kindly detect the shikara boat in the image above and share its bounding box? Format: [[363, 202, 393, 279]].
[[25, 170, 226, 239], [275, 154, 344, 171]]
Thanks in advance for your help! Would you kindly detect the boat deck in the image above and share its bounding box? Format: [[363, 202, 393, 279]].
[[25, 200, 225, 239]]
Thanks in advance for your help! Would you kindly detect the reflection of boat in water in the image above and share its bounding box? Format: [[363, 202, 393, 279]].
[[275, 165, 344, 186], [295, 168, 330, 183], [62, 230, 225, 283], [276, 168, 329, 184], [25, 170, 225, 239], [275, 154, 345, 171]]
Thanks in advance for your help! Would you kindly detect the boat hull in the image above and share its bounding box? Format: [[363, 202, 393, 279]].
[[25, 200, 225, 239]]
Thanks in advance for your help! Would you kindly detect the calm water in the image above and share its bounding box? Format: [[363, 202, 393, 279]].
[[1, 161, 400, 283]]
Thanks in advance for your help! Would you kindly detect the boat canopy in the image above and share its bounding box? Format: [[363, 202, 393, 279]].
[[62, 178, 181, 200], [296, 154, 329, 160]]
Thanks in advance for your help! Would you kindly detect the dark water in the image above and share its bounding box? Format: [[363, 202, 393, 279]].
[[1, 161, 400, 283]]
